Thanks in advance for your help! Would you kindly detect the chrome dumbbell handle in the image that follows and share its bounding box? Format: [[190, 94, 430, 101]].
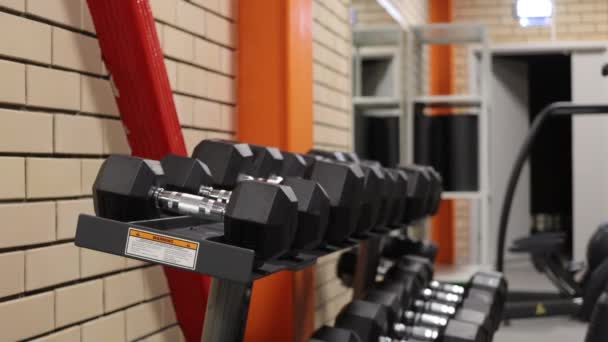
[[199, 175, 284, 203], [152, 187, 226, 221], [429, 280, 466, 295], [413, 299, 456, 316], [420, 288, 462, 305], [199, 185, 232, 203], [393, 323, 439, 341], [402, 310, 448, 327]]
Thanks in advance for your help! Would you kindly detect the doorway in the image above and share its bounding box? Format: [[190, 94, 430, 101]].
[[489, 53, 573, 261], [484, 42, 608, 265]]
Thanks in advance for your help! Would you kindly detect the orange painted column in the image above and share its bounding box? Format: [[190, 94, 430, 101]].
[[429, 0, 456, 265], [238, 0, 315, 341]]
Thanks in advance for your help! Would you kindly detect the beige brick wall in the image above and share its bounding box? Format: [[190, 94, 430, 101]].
[[314, 250, 354, 330], [313, 0, 353, 151], [0, 0, 234, 340], [352, 0, 395, 25], [352, 0, 428, 27]]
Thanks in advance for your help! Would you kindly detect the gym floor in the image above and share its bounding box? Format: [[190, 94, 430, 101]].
[[493, 260, 587, 342]]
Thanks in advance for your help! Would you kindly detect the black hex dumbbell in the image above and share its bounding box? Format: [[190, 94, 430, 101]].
[[336, 299, 486, 342], [304, 158, 366, 244], [161, 153, 330, 252], [311, 326, 363, 342], [382, 267, 504, 334], [585, 289, 608, 342], [425, 166, 443, 216], [385, 168, 409, 227], [365, 289, 491, 342], [309, 150, 385, 236], [399, 165, 433, 222], [390, 256, 507, 331], [93, 155, 298, 262], [378, 275, 492, 335], [310, 150, 409, 231], [384, 265, 492, 330]]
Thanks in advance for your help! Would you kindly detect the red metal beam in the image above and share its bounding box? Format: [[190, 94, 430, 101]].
[[86, 1, 209, 340]]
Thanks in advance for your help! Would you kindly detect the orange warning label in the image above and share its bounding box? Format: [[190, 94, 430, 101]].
[[125, 228, 199, 270], [129, 229, 198, 250]]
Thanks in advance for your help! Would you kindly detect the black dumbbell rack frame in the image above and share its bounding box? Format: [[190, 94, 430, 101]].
[[75, 214, 401, 341]]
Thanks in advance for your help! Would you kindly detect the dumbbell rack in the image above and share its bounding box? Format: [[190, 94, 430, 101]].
[[75, 214, 388, 341]]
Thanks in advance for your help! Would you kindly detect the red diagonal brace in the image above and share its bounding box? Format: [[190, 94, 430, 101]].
[[87, 1, 209, 340]]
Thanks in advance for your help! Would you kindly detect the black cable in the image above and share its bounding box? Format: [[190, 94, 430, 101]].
[[495, 102, 608, 272]]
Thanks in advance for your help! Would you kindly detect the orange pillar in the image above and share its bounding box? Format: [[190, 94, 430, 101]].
[[238, 0, 315, 341], [429, 0, 456, 265]]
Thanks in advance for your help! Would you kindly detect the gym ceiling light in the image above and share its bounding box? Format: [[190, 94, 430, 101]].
[[515, 0, 554, 27]]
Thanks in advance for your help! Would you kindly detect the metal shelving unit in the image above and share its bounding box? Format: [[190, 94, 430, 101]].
[[403, 23, 492, 268], [352, 25, 406, 155]]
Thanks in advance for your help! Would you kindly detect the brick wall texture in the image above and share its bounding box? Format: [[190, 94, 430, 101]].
[[313, 0, 353, 151], [352, 0, 428, 27], [0, 0, 235, 340]]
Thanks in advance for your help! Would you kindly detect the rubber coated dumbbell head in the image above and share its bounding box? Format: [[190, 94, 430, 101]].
[[360, 160, 391, 226], [192, 139, 254, 188], [399, 165, 432, 222], [386, 169, 408, 227], [224, 180, 298, 259], [247, 144, 283, 178], [470, 271, 508, 298], [340, 151, 360, 163], [469, 271, 508, 328], [311, 326, 362, 342], [335, 300, 389, 342], [388, 169, 409, 227], [453, 308, 494, 338], [353, 163, 384, 235], [308, 159, 365, 244], [587, 223, 608, 273], [417, 166, 436, 217], [377, 281, 413, 308], [399, 255, 434, 281], [385, 261, 427, 293], [279, 152, 308, 178], [442, 319, 487, 342], [281, 177, 330, 251], [365, 289, 402, 327], [398, 166, 422, 222], [425, 167, 443, 216], [161, 154, 214, 193], [93, 155, 166, 221], [308, 149, 344, 161], [585, 290, 608, 342]]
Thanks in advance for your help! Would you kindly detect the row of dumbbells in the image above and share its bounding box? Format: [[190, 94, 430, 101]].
[[313, 257, 507, 342], [93, 139, 443, 264]]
